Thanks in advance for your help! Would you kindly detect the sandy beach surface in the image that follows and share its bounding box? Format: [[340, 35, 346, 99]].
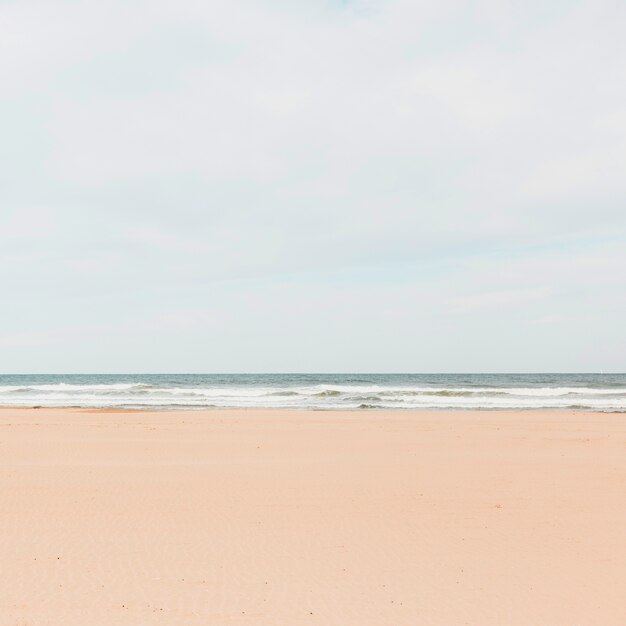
[[1, 407, 625, 625]]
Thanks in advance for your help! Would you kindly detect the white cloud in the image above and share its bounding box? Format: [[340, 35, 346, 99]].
[[0, 0, 624, 371]]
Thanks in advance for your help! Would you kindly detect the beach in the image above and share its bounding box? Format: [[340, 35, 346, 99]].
[[2, 407, 626, 625]]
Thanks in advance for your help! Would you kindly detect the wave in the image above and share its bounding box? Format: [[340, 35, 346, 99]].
[[1, 380, 626, 411], [0, 383, 154, 393]]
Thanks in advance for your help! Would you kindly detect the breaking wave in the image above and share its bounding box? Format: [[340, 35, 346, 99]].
[[1, 375, 625, 411]]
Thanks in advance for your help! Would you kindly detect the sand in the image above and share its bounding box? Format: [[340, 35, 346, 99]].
[[1, 407, 626, 626]]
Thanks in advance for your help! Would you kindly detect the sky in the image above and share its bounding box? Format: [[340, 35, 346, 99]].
[[1, 0, 625, 373]]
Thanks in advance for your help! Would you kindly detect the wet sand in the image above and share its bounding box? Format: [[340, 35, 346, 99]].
[[1, 407, 626, 625]]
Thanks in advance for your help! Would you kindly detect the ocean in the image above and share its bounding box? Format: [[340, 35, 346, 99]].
[[0, 373, 625, 411]]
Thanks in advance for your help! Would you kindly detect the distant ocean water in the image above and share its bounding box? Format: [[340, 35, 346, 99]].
[[1, 374, 626, 411]]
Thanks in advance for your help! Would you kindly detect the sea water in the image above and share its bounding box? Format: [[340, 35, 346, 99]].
[[1, 373, 625, 411]]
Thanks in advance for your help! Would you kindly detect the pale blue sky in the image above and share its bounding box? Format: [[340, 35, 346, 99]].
[[1, 0, 625, 372]]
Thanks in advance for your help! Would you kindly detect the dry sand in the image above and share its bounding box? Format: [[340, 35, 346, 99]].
[[1, 407, 626, 625]]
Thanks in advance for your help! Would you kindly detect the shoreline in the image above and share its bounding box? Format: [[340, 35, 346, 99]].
[[2, 405, 624, 415], [3, 407, 626, 625], [3, 373, 625, 413]]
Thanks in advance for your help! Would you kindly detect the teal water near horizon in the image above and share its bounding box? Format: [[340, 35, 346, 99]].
[[1, 373, 625, 411]]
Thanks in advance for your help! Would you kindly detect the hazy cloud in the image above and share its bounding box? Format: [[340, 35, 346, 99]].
[[1, 0, 624, 371]]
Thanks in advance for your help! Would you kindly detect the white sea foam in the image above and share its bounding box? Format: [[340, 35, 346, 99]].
[[1, 379, 626, 410]]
